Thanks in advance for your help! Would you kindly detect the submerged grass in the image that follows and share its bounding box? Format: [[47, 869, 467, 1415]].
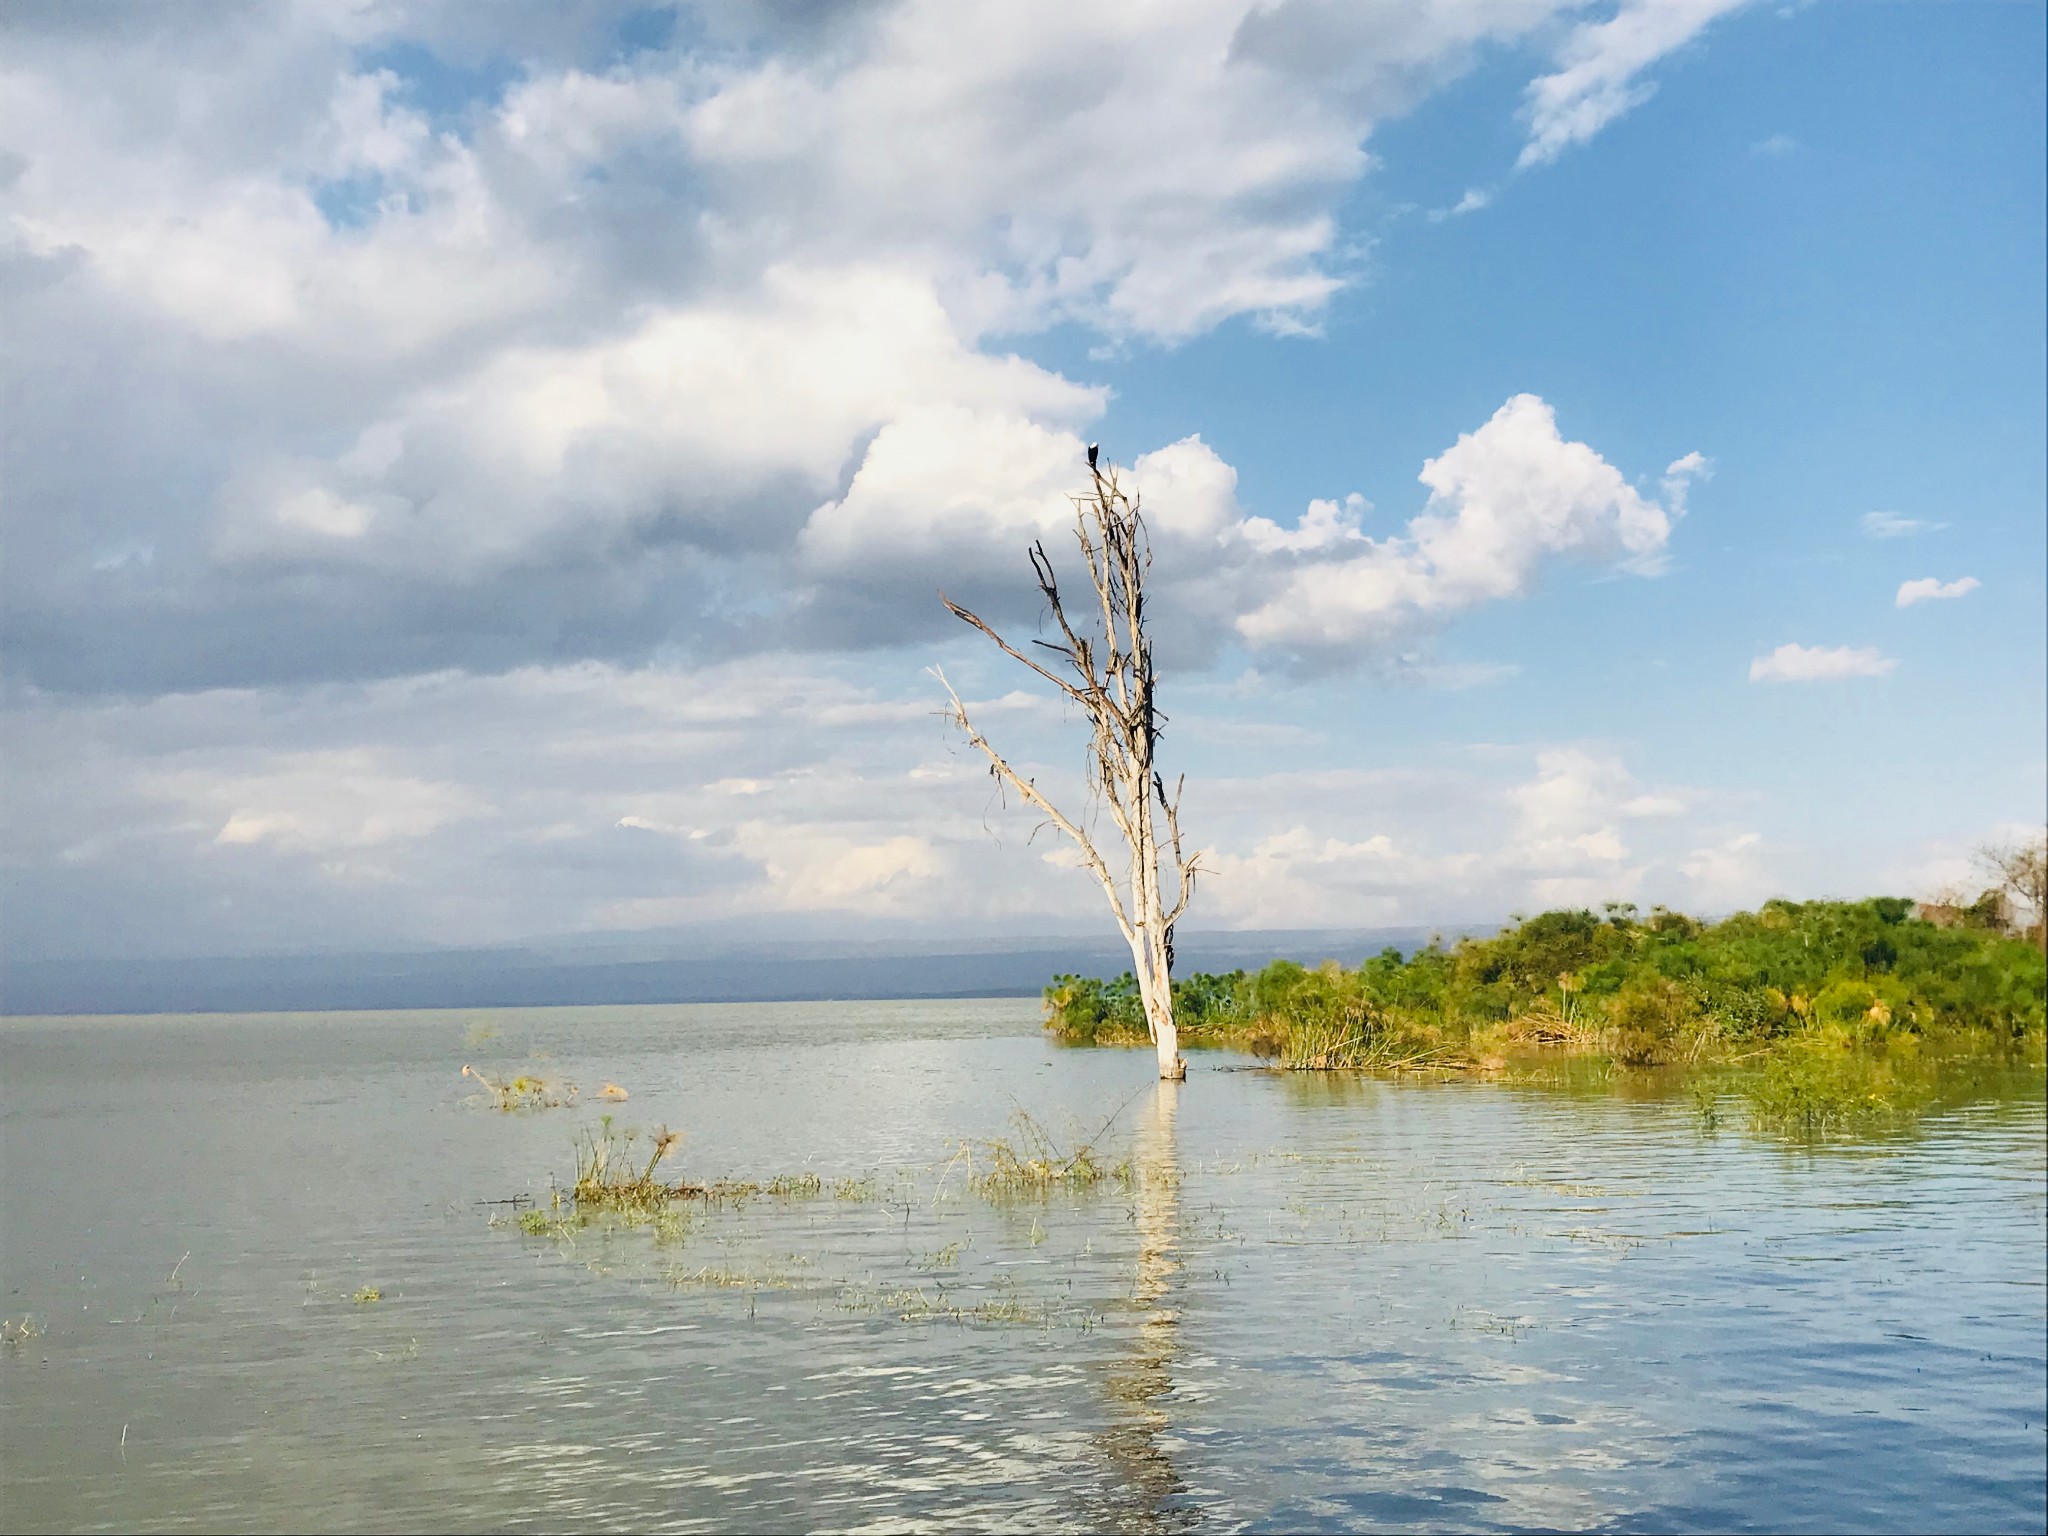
[[495, 1116, 902, 1254], [1683, 1027, 2042, 1140], [836, 1276, 1076, 1328], [952, 1107, 1135, 1200], [666, 1262, 805, 1293], [1740, 1044, 1932, 1136], [485, 1104, 1144, 1336]]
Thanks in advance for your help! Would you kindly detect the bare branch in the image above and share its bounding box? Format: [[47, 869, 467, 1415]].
[[1029, 541, 1097, 686], [1158, 771, 1201, 928], [1978, 831, 2048, 949], [939, 594, 1092, 709], [932, 667, 1135, 946]]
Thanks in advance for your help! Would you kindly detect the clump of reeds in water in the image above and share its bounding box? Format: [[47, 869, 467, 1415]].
[[573, 1115, 687, 1213], [497, 1118, 891, 1246], [956, 1109, 1131, 1200], [1277, 1002, 1458, 1074], [462, 1064, 578, 1111], [1737, 1037, 1938, 1138]]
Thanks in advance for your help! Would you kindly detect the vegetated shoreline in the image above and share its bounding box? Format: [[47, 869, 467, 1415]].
[[1046, 899, 2048, 1135]]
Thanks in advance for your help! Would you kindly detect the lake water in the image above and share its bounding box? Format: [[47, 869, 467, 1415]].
[[2, 1000, 2043, 1533]]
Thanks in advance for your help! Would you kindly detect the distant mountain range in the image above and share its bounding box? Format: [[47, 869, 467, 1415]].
[[1, 927, 1469, 1016]]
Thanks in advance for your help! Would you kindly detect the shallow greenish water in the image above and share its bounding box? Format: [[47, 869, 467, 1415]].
[[2, 1000, 2042, 1533]]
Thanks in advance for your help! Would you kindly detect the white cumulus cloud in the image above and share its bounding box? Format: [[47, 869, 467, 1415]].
[[798, 393, 1700, 668], [1896, 576, 1979, 608], [1747, 643, 1897, 683], [1233, 395, 1694, 652]]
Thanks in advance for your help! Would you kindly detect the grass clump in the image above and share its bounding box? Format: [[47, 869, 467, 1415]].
[[955, 1109, 1131, 1200], [690, 1173, 829, 1207], [666, 1263, 801, 1293], [462, 1064, 578, 1111], [1736, 1035, 1941, 1137], [838, 1277, 1058, 1327], [573, 1115, 685, 1212], [497, 1119, 846, 1247], [1270, 995, 1458, 1073]]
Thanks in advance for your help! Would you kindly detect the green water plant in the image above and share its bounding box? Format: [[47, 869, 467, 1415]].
[[665, 1262, 802, 1293], [573, 1116, 686, 1212], [954, 1108, 1132, 1200], [462, 1064, 577, 1111], [1737, 1036, 1940, 1137], [500, 1118, 878, 1251]]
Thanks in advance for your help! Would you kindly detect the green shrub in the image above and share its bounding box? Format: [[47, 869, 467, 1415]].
[[1607, 977, 1703, 1066], [1042, 897, 2045, 1072]]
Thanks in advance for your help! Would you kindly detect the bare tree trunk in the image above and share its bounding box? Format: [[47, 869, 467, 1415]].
[[939, 450, 1197, 1081], [1981, 833, 2048, 952]]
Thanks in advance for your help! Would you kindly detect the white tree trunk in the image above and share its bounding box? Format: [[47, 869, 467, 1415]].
[[1146, 972, 1184, 1080], [1130, 934, 1183, 1081], [1126, 757, 1183, 1080]]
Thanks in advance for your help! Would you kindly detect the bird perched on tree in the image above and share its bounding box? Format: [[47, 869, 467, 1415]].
[[1087, 443, 1099, 470]]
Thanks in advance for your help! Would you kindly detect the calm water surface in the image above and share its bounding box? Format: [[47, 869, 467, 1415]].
[[2, 1000, 2042, 1532]]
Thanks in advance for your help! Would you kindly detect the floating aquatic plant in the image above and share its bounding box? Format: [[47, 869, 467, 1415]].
[[462, 1064, 577, 1111]]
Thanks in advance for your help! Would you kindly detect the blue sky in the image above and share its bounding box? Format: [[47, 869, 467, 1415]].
[[1035, 0, 2046, 887], [1, 0, 2041, 959]]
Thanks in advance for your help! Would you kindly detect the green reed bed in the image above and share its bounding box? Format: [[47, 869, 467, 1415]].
[[1046, 897, 2045, 1137]]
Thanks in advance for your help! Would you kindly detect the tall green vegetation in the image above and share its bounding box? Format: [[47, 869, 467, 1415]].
[[1045, 899, 2046, 1096]]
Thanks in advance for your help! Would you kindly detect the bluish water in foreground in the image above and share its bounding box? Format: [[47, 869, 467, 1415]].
[[2, 1000, 2042, 1533]]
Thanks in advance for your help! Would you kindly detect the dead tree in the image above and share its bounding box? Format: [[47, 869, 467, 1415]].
[[936, 449, 1198, 1080], [1980, 832, 2048, 951]]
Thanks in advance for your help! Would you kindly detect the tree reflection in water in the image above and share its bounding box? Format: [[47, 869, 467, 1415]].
[[1097, 1080, 1199, 1532]]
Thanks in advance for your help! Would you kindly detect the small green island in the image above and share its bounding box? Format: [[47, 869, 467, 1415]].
[[1045, 897, 2047, 1135]]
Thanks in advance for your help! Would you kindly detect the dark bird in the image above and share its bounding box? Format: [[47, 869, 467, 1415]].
[[1087, 443, 1099, 469]]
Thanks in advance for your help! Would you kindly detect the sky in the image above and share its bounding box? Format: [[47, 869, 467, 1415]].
[[1, 0, 2042, 962]]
